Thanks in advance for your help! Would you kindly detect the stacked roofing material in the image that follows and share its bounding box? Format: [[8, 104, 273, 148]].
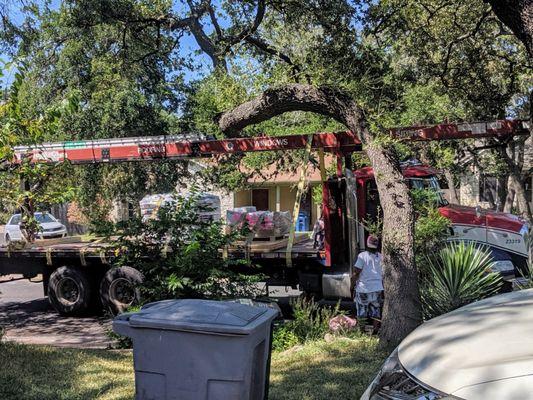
[[226, 207, 291, 238], [140, 193, 221, 222]]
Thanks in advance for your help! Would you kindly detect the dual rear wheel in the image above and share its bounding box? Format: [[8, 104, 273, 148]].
[[48, 266, 143, 316]]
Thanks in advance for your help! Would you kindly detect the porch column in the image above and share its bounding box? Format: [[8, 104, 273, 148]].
[[276, 185, 281, 212]]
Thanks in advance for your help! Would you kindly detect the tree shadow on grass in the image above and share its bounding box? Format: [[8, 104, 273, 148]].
[[269, 337, 387, 400], [0, 343, 134, 400]]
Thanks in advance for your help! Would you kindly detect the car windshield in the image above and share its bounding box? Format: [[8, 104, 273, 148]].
[[35, 213, 57, 223], [10, 215, 21, 225], [408, 177, 449, 207]]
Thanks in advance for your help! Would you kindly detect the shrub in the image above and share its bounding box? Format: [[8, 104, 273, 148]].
[[421, 242, 502, 319], [288, 298, 341, 341], [112, 191, 263, 303], [411, 188, 451, 280], [272, 324, 300, 351], [290, 298, 338, 342]]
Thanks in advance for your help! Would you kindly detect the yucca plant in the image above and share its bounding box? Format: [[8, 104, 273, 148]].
[[421, 241, 502, 319]]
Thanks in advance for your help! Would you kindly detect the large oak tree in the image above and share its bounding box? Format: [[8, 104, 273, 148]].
[[217, 84, 422, 346]]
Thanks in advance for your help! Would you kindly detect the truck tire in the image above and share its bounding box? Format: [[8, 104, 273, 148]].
[[100, 266, 144, 316], [48, 266, 92, 316]]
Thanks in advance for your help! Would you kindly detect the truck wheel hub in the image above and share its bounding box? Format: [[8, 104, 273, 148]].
[[110, 278, 135, 305], [58, 278, 80, 304]]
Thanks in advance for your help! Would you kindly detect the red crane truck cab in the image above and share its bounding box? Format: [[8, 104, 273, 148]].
[[291, 161, 528, 300], [353, 164, 529, 272]]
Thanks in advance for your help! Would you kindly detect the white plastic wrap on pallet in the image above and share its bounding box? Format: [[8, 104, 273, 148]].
[[140, 193, 221, 222]]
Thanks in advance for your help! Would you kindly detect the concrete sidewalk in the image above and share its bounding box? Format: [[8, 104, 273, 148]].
[[0, 277, 113, 349]]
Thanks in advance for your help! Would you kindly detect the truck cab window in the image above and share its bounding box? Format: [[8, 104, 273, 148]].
[[408, 177, 448, 206]]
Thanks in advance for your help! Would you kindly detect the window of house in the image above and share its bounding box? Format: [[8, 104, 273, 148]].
[[479, 175, 498, 203]]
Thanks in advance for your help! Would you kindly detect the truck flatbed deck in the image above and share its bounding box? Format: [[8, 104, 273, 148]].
[[0, 235, 323, 278], [227, 238, 323, 260]]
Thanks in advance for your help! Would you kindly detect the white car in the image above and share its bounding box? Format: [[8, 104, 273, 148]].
[[4, 212, 67, 243], [362, 289, 533, 400]]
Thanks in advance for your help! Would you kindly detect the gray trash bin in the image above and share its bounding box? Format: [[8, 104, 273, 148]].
[[113, 299, 278, 400]]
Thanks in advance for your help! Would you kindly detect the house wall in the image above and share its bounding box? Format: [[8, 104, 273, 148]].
[[50, 203, 88, 235], [459, 166, 533, 212], [458, 136, 533, 212], [459, 171, 482, 207], [234, 190, 252, 208]]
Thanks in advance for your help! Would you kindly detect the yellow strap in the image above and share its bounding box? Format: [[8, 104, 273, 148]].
[[79, 247, 88, 267], [152, 196, 165, 219], [46, 248, 53, 266], [99, 250, 108, 265], [286, 133, 314, 267]]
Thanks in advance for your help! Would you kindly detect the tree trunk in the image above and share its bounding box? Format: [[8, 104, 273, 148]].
[[498, 146, 532, 223], [19, 176, 36, 243], [503, 176, 516, 213], [509, 172, 532, 223], [496, 175, 508, 212], [486, 0, 533, 56], [216, 84, 422, 346], [444, 169, 459, 204]]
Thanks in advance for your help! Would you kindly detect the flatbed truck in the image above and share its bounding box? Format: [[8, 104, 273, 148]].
[[0, 119, 529, 315]]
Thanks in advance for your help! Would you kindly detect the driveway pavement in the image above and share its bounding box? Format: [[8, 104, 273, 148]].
[[0, 276, 113, 349]]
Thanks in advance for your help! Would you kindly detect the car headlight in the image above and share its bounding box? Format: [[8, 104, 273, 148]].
[[361, 348, 461, 400]]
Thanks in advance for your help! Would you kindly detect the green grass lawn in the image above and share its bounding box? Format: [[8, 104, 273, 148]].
[[0, 337, 385, 400]]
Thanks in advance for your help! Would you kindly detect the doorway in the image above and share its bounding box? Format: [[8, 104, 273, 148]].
[[252, 189, 269, 210]]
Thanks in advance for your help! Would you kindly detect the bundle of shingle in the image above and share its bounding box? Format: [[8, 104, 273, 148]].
[[226, 207, 291, 237]]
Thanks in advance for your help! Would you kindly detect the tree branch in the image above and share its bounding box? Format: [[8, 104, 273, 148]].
[[215, 84, 369, 139], [207, 2, 223, 39], [485, 0, 533, 56], [244, 35, 311, 83], [223, 0, 266, 49]]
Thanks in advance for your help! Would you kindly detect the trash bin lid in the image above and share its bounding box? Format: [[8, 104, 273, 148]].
[[127, 299, 277, 335]]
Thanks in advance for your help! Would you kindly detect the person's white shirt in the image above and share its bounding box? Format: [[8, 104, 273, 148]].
[[354, 251, 383, 293]]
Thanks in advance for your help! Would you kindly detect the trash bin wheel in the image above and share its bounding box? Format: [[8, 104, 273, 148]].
[[48, 266, 92, 316], [100, 266, 144, 315]]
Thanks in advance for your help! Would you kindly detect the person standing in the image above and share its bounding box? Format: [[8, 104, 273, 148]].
[[353, 235, 383, 334]]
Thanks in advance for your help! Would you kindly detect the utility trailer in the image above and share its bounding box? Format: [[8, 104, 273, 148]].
[[1, 119, 529, 316]]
